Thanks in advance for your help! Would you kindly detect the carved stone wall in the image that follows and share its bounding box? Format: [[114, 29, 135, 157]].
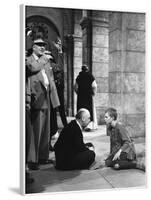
[[91, 11, 109, 123], [26, 6, 146, 137], [109, 12, 145, 137]]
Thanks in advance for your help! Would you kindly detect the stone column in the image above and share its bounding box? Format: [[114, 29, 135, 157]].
[[73, 35, 82, 114], [73, 10, 83, 114], [109, 12, 145, 137], [64, 34, 74, 116], [91, 11, 109, 123], [80, 11, 92, 69], [80, 11, 109, 124]]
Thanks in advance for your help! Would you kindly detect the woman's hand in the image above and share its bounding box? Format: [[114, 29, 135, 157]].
[[112, 149, 122, 161]]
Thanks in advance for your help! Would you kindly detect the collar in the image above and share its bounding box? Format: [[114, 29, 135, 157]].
[[110, 120, 117, 128], [32, 52, 39, 61], [76, 120, 82, 131]]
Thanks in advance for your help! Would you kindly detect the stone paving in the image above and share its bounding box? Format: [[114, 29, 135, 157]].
[[26, 123, 146, 194], [26, 164, 146, 194]]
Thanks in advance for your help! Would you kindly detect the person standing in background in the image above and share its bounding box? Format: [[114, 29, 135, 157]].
[[74, 65, 98, 131]]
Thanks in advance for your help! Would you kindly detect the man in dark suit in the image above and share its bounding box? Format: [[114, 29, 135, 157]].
[[26, 38, 60, 168], [54, 108, 95, 170]]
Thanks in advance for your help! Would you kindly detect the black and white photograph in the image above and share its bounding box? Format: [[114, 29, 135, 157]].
[[1, 0, 151, 199], [23, 4, 146, 195]]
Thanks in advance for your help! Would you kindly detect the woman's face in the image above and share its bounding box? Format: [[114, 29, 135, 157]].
[[104, 112, 113, 125]]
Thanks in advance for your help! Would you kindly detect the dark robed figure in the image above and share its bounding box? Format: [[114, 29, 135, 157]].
[[75, 65, 97, 122]]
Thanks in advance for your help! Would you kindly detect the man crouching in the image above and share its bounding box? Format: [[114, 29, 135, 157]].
[[54, 108, 95, 170]]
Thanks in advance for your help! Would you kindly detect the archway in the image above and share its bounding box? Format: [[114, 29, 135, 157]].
[[26, 15, 60, 61]]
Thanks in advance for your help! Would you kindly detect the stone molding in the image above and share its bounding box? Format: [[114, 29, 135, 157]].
[[92, 17, 109, 28], [80, 17, 91, 30], [80, 16, 109, 29]]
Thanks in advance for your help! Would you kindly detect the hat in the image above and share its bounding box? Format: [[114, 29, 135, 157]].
[[33, 38, 47, 46]]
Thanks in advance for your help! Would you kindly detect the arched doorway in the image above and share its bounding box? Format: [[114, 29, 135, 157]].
[[26, 15, 60, 61], [26, 14, 74, 117]]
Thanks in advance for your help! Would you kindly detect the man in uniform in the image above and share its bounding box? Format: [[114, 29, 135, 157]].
[[26, 38, 60, 168]]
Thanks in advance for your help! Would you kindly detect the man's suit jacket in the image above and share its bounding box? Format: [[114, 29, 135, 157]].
[[54, 120, 87, 166], [26, 55, 60, 110]]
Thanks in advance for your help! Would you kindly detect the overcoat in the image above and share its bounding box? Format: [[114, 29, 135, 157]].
[[26, 55, 60, 162]]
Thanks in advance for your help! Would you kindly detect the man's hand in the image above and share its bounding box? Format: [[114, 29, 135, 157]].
[[44, 54, 54, 60], [112, 149, 122, 161], [38, 54, 50, 65], [53, 38, 63, 53], [85, 142, 95, 151], [88, 146, 95, 151], [43, 51, 54, 60]]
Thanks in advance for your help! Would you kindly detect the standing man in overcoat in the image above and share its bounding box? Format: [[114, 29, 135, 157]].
[[26, 38, 60, 168]]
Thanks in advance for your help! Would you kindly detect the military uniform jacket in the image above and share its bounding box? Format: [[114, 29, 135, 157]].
[[26, 54, 60, 110]]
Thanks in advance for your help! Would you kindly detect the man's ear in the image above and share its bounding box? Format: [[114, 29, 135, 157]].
[[81, 116, 85, 122], [32, 45, 36, 50], [111, 116, 114, 121]]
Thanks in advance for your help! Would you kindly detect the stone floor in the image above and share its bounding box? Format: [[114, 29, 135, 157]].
[[26, 121, 146, 194]]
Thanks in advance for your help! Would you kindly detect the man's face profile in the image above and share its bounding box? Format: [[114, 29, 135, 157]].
[[33, 43, 46, 56], [81, 112, 90, 128]]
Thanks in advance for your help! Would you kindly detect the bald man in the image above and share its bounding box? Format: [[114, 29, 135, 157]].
[[54, 109, 95, 170]]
